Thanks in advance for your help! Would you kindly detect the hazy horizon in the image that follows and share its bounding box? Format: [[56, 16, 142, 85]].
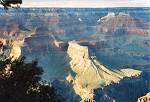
[[20, 0, 150, 8]]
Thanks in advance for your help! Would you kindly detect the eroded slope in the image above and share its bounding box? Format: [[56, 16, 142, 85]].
[[67, 41, 141, 101]]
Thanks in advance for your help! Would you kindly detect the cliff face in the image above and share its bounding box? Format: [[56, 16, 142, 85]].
[[0, 31, 33, 61], [0, 40, 22, 61], [9, 40, 23, 60], [138, 92, 150, 102], [67, 41, 141, 101], [97, 12, 150, 35]]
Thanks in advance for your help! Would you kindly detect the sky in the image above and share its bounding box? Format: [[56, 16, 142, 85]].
[[21, 0, 150, 8]]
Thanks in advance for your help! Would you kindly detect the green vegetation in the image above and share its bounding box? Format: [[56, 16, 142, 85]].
[[0, 57, 64, 102]]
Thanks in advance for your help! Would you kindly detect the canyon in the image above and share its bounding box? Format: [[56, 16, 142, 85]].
[[0, 8, 149, 102]]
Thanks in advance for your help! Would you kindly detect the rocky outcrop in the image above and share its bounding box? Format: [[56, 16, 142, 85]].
[[67, 41, 141, 101], [97, 12, 150, 36], [24, 33, 67, 53], [9, 40, 23, 60], [53, 40, 68, 51], [0, 31, 33, 61], [138, 92, 150, 102], [0, 39, 24, 61]]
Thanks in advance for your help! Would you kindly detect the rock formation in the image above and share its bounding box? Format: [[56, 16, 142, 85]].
[[0, 41, 11, 61], [138, 92, 150, 102], [67, 41, 141, 101], [97, 12, 150, 36], [0, 31, 33, 61], [9, 39, 23, 60]]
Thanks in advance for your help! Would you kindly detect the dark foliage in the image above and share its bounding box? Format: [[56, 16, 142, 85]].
[[0, 0, 22, 9], [0, 57, 64, 102]]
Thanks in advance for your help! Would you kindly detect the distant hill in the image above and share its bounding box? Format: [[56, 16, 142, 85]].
[[97, 12, 150, 35]]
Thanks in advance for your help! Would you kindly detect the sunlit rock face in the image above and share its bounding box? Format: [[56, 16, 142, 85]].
[[9, 40, 23, 61], [97, 12, 150, 36], [0, 40, 21, 61], [138, 92, 150, 102], [67, 41, 141, 101], [0, 32, 33, 61], [0, 18, 34, 61]]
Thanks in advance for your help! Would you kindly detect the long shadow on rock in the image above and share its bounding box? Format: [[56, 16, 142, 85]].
[[94, 70, 150, 102]]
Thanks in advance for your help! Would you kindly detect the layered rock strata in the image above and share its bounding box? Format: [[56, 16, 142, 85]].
[[67, 41, 141, 101]]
